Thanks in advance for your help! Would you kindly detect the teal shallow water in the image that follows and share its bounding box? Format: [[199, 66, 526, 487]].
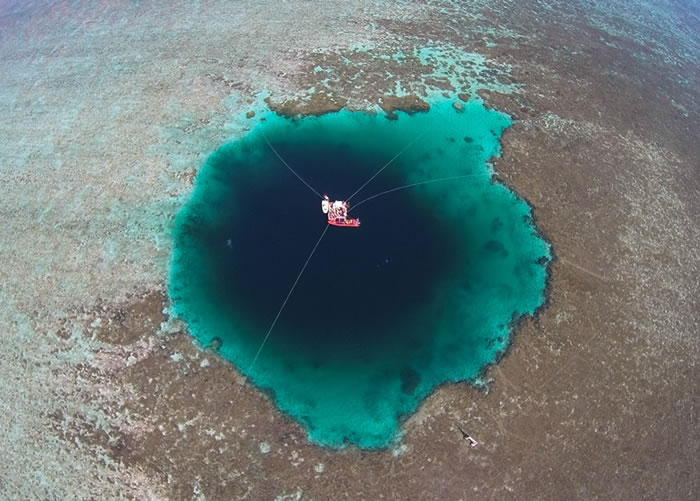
[[169, 100, 551, 448]]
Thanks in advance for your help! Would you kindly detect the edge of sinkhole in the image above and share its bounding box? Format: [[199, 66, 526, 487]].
[[167, 95, 554, 450]]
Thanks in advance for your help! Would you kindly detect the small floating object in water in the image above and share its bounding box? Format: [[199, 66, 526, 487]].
[[321, 194, 360, 227]]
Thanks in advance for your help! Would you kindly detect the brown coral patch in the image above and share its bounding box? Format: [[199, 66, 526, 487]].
[[265, 91, 348, 118], [90, 290, 168, 346], [377, 94, 430, 120]]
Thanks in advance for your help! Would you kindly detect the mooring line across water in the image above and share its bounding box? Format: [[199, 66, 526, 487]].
[[346, 128, 430, 203], [235, 224, 329, 398], [349, 173, 491, 211], [263, 133, 323, 199]]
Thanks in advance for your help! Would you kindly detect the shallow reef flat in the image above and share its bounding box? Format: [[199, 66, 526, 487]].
[[0, 0, 698, 499]]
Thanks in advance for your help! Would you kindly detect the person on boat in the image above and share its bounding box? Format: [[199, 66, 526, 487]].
[[322, 195, 348, 218], [322, 195, 359, 227], [332, 200, 348, 217]]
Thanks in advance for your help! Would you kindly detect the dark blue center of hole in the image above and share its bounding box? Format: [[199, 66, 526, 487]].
[[210, 139, 458, 359]]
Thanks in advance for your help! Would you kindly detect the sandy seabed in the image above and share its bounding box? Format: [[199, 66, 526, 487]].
[[1, 0, 698, 499]]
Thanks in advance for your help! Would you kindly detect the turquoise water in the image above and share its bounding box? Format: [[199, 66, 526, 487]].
[[169, 100, 551, 448]]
